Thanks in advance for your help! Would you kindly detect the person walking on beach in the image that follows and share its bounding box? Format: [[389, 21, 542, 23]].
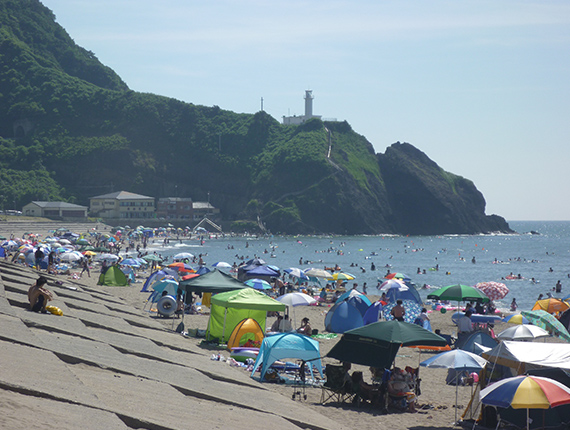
[[391, 299, 406, 321], [34, 248, 44, 271], [80, 258, 90, 278]]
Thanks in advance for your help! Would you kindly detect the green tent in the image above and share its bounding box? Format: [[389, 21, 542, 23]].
[[97, 265, 128, 286], [207, 288, 286, 343], [180, 269, 246, 294]]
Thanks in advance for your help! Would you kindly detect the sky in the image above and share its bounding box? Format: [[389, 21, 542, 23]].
[[39, 0, 570, 221]]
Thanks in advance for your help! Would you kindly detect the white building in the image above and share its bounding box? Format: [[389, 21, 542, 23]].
[[282, 90, 322, 125], [89, 191, 155, 219]]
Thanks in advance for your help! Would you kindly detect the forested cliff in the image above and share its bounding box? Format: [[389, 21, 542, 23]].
[[0, 0, 511, 235]]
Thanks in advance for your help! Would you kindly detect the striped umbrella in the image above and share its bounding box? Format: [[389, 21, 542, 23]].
[[475, 281, 509, 300]]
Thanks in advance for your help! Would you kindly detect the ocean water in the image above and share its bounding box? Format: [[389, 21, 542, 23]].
[[141, 221, 570, 311]]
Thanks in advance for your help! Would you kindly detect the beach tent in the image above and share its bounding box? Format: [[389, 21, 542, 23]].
[[363, 301, 383, 325], [335, 289, 372, 306], [141, 269, 178, 292], [146, 279, 180, 304], [97, 265, 128, 286], [251, 333, 324, 381], [180, 269, 246, 295], [245, 265, 280, 279], [345, 295, 371, 317], [120, 266, 136, 283], [456, 330, 498, 353], [324, 300, 364, 333], [227, 318, 264, 350], [206, 288, 286, 342], [482, 341, 570, 374]]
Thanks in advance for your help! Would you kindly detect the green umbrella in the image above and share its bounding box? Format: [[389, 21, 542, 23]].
[[327, 320, 447, 369], [521, 310, 570, 342], [142, 254, 163, 262], [427, 284, 490, 303]]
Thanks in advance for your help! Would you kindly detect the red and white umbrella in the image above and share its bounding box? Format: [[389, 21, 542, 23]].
[[475, 281, 509, 300]]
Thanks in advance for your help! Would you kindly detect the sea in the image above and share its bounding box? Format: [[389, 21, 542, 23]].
[[139, 221, 570, 312]]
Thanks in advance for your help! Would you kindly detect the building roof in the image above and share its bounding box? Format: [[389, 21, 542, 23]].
[[28, 201, 88, 209], [158, 197, 193, 202], [193, 202, 215, 209], [90, 191, 154, 200]]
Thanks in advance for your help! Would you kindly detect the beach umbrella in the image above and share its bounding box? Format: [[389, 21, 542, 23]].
[[496, 324, 550, 341], [521, 310, 570, 342], [168, 262, 195, 273], [276, 292, 316, 307], [385, 272, 412, 282], [475, 281, 509, 300], [82, 251, 97, 257], [383, 299, 422, 324], [503, 314, 529, 325], [304, 268, 332, 279], [327, 320, 447, 370], [95, 253, 119, 263], [76, 238, 90, 245], [120, 258, 141, 267], [212, 261, 232, 268], [427, 284, 490, 304], [60, 251, 83, 262], [284, 267, 307, 279], [532, 298, 569, 314], [142, 254, 162, 262], [327, 272, 355, 281], [379, 279, 409, 292], [480, 375, 570, 430], [421, 349, 488, 424], [173, 252, 194, 260], [245, 278, 272, 290]]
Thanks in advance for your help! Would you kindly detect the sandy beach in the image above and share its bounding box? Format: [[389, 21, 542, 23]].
[[0, 221, 534, 429]]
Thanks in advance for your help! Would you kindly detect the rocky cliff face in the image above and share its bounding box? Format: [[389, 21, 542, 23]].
[[378, 142, 511, 235]]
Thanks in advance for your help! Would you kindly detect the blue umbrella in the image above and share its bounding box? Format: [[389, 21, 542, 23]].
[[120, 258, 141, 267], [245, 278, 272, 290], [421, 349, 488, 424]]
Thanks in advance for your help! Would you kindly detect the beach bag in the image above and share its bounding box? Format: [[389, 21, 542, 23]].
[[46, 305, 63, 316]]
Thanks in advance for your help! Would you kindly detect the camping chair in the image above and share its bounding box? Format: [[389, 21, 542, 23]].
[[351, 371, 383, 409], [386, 367, 419, 412], [320, 364, 355, 405], [292, 360, 308, 401]]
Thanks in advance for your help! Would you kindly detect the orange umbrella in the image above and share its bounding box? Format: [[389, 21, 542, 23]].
[[531, 298, 569, 314]]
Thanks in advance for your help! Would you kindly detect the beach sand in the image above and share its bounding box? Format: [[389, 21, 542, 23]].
[[0, 221, 524, 429]]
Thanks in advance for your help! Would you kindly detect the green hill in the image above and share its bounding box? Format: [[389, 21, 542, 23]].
[[0, 0, 511, 235]]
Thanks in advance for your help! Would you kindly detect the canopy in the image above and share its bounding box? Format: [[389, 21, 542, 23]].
[[245, 265, 280, 278], [180, 269, 246, 294], [206, 288, 285, 342], [251, 333, 323, 381], [428, 284, 490, 303], [482, 341, 570, 373], [327, 320, 447, 369]]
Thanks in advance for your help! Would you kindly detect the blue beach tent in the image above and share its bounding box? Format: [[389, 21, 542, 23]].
[[251, 333, 323, 381], [363, 301, 383, 325], [335, 289, 372, 306], [325, 301, 364, 333]]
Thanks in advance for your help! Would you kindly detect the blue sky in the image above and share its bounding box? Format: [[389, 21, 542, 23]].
[[40, 0, 570, 221]]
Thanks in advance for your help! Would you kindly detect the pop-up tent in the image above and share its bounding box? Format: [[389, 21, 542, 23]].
[[324, 300, 364, 333], [206, 288, 286, 342], [227, 318, 264, 350], [251, 333, 324, 381], [97, 265, 128, 286]]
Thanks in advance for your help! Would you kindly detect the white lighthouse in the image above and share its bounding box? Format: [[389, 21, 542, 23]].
[[282, 90, 322, 125], [304, 90, 313, 117]]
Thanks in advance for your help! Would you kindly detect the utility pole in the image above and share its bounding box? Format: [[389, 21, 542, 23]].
[[261, 97, 264, 111]]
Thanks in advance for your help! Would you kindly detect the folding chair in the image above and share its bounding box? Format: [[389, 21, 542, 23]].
[[320, 364, 355, 404]]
